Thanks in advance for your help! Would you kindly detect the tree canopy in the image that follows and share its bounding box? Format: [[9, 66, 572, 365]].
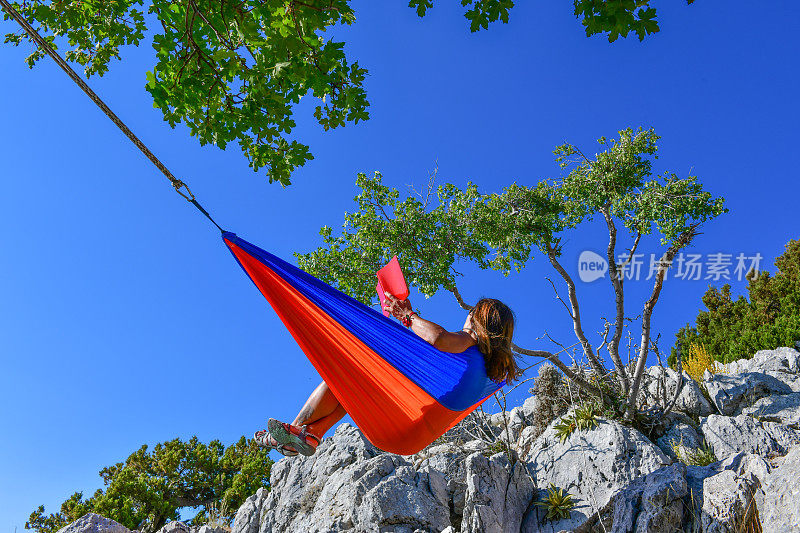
[[296, 128, 726, 418], [2, 1, 697, 185], [672, 238, 800, 365], [26, 436, 272, 533]]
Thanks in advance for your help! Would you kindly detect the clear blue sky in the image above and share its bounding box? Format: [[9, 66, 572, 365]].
[[1, 1, 798, 529]]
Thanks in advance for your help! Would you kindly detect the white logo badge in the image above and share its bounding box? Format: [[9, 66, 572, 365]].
[[578, 250, 608, 283]]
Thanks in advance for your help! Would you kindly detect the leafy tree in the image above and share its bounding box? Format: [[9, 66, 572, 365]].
[[26, 436, 272, 533], [575, 0, 697, 42], [2, 1, 696, 185], [296, 128, 726, 419], [671, 239, 800, 365]]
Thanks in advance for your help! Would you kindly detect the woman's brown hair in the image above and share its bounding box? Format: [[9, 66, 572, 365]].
[[469, 298, 522, 384]]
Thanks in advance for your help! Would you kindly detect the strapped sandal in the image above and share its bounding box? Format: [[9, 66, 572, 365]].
[[254, 429, 298, 457], [267, 418, 322, 457]]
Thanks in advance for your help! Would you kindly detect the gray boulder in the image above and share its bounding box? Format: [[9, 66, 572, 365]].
[[656, 421, 702, 461], [703, 372, 793, 416], [722, 347, 800, 390], [460, 452, 534, 533], [700, 414, 800, 460], [700, 469, 760, 533], [411, 439, 488, 520], [154, 524, 191, 533], [608, 463, 688, 533], [760, 445, 800, 533], [644, 366, 714, 417], [231, 487, 267, 533], [521, 416, 669, 532], [741, 392, 800, 428], [253, 423, 451, 533], [684, 451, 771, 520], [56, 514, 131, 533]]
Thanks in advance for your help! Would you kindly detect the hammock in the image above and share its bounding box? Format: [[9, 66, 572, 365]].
[[0, 2, 502, 456], [224, 232, 503, 455]]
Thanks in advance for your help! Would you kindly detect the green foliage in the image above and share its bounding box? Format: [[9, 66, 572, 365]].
[[574, 0, 697, 42], [296, 128, 726, 308], [26, 436, 272, 533], [553, 403, 598, 443], [672, 438, 716, 466], [408, 0, 514, 32], [5, 0, 370, 185], [3, 2, 698, 184], [536, 483, 575, 521], [672, 239, 800, 365]]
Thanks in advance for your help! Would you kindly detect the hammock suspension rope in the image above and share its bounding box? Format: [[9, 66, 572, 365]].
[[0, 0, 224, 232]]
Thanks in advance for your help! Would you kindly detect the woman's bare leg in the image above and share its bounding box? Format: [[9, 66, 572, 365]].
[[292, 381, 346, 438]]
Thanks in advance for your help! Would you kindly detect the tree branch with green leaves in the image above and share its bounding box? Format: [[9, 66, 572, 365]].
[[296, 127, 726, 419], [3, 1, 698, 184]]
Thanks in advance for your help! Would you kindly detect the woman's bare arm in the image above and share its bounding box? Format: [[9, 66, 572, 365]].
[[382, 292, 476, 353]]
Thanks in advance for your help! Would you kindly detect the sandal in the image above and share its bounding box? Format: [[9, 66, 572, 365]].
[[267, 418, 322, 457], [254, 429, 298, 457]]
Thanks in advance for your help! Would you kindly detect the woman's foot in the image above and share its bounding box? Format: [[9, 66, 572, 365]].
[[253, 429, 298, 457], [267, 418, 321, 457]]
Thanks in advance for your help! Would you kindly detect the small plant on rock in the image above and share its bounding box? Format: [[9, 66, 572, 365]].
[[672, 438, 717, 466], [536, 483, 575, 521], [554, 403, 598, 443]]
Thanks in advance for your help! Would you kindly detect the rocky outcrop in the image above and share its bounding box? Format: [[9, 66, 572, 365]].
[[741, 391, 800, 428], [460, 452, 534, 533], [700, 469, 760, 533], [56, 514, 131, 533], [643, 366, 714, 417], [655, 420, 702, 461], [721, 347, 800, 392], [520, 416, 669, 532], [607, 463, 688, 533], [51, 346, 800, 533], [255, 423, 452, 533], [703, 372, 793, 416], [700, 414, 800, 460], [760, 445, 800, 533]]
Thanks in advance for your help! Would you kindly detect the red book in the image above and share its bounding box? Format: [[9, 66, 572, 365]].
[[376, 256, 409, 316]]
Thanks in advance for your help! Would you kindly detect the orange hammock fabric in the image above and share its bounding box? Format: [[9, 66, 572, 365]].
[[224, 233, 501, 455]]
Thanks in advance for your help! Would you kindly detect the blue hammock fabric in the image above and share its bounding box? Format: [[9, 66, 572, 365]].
[[223, 232, 503, 454]]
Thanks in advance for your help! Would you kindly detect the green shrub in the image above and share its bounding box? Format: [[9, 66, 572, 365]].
[[536, 484, 575, 521], [553, 403, 598, 443], [671, 238, 800, 365], [672, 438, 717, 466]]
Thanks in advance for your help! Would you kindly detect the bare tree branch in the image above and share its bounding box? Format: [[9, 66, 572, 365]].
[[601, 206, 631, 396], [625, 224, 699, 420], [545, 240, 611, 386]]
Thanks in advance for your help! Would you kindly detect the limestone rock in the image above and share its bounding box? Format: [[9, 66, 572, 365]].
[[608, 463, 688, 533], [700, 414, 800, 460], [155, 523, 191, 533], [460, 452, 534, 533], [683, 451, 771, 520], [231, 487, 267, 533], [644, 366, 714, 417], [255, 424, 450, 533], [56, 514, 131, 533], [741, 392, 800, 428], [703, 372, 793, 416], [721, 347, 800, 391], [521, 417, 669, 532], [700, 469, 760, 533], [760, 445, 800, 533], [656, 421, 702, 461]]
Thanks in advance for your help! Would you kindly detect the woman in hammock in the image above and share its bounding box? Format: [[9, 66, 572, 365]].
[[254, 294, 520, 457]]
